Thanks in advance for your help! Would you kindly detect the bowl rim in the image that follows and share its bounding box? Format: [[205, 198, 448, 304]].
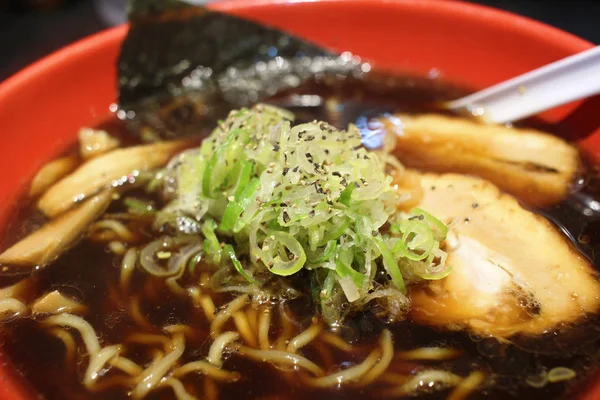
[[0, 0, 594, 97], [0, 1, 598, 400]]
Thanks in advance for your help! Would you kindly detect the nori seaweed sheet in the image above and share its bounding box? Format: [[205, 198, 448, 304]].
[[117, 0, 366, 138]]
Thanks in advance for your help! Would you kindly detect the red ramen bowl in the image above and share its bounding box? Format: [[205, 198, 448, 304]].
[[0, 0, 598, 399]]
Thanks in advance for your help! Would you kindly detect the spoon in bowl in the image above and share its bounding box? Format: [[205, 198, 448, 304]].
[[443, 45, 600, 124]]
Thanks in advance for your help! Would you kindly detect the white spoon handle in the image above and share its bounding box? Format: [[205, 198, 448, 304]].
[[446, 46, 600, 124]]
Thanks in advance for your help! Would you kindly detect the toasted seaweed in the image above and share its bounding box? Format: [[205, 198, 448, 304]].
[[117, 0, 366, 138]]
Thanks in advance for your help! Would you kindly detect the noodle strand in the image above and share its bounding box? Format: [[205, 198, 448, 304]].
[[158, 377, 197, 400], [258, 308, 272, 350], [304, 348, 381, 388], [44, 314, 101, 355], [287, 322, 322, 353], [381, 370, 462, 397], [120, 248, 138, 295], [0, 298, 29, 321], [207, 331, 240, 367], [233, 311, 258, 347], [131, 333, 185, 399], [211, 294, 249, 336], [235, 345, 324, 376], [357, 329, 394, 386], [84, 345, 122, 389], [447, 371, 486, 400], [174, 361, 241, 382]]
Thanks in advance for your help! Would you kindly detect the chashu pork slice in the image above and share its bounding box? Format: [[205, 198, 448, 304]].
[[379, 113, 580, 208], [409, 173, 600, 337]]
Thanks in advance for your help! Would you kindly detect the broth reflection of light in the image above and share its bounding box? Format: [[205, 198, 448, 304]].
[[357, 114, 403, 150]]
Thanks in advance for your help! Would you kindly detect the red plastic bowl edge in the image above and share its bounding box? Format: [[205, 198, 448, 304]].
[[0, 1, 598, 399]]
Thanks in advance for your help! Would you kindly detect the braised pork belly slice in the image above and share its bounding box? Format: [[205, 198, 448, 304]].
[[409, 173, 600, 337], [379, 114, 580, 208]]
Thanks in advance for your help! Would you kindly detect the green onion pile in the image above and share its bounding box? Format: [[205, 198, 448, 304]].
[[157, 104, 450, 325]]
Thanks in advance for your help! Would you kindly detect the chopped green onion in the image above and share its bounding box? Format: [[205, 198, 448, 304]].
[[320, 270, 340, 324], [155, 104, 451, 326], [393, 220, 435, 261], [335, 250, 365, 294], [374, 236, 406, 293], [187, 252, 203, 275], [124, 197, 155, 215], [202, 129, 249, 198], [224, 244, 257, 284], [412, 207, 448, 240], [339, 183, 356, 206], [234, 161, 255, 199], [219, 178, 261, 232], [322, 217, 351, 242], [201, 219, 221, 264], [308, 240, 337, 264], [261, 231, 306, 276], [547, 367, 576, 383]]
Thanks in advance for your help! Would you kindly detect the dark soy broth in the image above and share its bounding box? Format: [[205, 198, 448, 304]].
[[1, 76, 600, 400]]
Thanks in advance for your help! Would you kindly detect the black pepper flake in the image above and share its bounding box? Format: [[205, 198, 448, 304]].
[[340, 178, 347, 186], [363, 155, 369, 160], [292, 166, 299, 173], [352, 145, 362, 150], [332, 172, 341, 177], [464, 217, 471, 223], [409, 215, 425, 221], [305, 135, 315, 141], [431, 186, 436, 191], [312, 182, 321, 193], [283, 167, 289, 176], [308, 210, 316, 218], [324, 149, 330, 155], [321, 135, 327, 140], [472, 203, 479, 208], [273, 143, 280, 151], [372, 230, 378, 236]]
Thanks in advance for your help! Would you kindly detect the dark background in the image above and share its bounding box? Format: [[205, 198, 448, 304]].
[[0, 0, 598, 82]]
